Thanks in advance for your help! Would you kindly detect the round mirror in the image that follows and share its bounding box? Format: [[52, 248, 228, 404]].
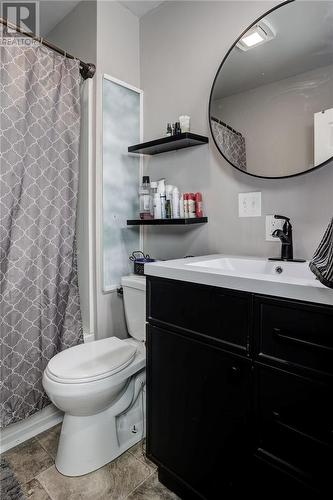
[[209, 0, 333, 178]]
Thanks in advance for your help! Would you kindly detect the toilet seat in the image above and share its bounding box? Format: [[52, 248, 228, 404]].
[[45, 337, 137, 384]]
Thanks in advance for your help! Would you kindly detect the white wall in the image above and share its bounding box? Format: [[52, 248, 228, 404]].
[[212, 64, 333, 177], [140, 1, 333, 261]]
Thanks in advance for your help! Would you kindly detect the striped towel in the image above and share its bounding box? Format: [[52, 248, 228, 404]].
[[309, 217, 333, 288]]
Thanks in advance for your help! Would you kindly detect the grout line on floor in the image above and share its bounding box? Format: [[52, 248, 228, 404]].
[[124, 468, 156, 499], [129, 446, 157, 471], [35, 436, 56, 462], [34, 470, 57, 500]]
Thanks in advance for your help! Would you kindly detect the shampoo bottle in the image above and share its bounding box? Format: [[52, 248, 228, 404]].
[[165, 185, 174, 218], [179, 193, 185, 218], [139, 176, 151, 219], [172, 187, 180, 218], [150, 181, 158, 217], [158, 179, 166, 219]]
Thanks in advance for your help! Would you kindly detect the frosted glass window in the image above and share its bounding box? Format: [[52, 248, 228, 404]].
[[102, 77, 141, 290]]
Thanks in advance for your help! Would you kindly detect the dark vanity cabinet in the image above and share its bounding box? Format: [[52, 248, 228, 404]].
[[146, 277, 333, 499]]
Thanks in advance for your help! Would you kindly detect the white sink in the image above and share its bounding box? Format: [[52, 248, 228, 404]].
[[187, 256, 314, 283], [145, 254, 333, 306]]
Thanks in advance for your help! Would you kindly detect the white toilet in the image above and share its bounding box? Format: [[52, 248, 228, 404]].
[[43, 275, 146, 477]]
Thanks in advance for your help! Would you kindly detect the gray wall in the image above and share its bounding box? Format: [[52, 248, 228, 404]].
[[95, 1, 140, 340], [48, 1, 141, 340], [140, 1, 333, 261], [47, 1, 97, 64], [212, 64, 333, 177]]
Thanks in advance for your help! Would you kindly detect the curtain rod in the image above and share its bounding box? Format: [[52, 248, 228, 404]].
[[0, 16, 96, 79], [211, 116, 242, 137]]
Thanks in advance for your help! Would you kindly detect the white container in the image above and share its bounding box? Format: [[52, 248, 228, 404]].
[[150, 181, 158, 217], [179, 115, 190, 133], [157, 179, 166, 219], [183, 194, 189, 219], [179, 193, 184, 218], [139, 176, 151, 219], [172, 187, 180, 218], [153, 193, 162, 219]]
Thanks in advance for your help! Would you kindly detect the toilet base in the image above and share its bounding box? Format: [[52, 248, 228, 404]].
[[55, 370, 146, 476]]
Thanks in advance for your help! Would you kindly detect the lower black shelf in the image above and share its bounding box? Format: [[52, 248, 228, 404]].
[[127, 217, 208, 226]]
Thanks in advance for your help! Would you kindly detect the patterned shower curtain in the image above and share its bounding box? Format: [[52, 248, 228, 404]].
[[211, 118, 247, 171], [0, 33, 83, 427]]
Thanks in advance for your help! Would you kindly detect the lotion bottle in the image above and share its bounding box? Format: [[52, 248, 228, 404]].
[[188, 193, 196, 218]]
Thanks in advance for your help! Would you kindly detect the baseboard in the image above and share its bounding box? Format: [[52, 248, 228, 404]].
[[0, 404, 63, 453], [84, 332, 95, 343]]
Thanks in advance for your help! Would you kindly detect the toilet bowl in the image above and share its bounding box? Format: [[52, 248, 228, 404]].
[[42, 275, 146, 476]]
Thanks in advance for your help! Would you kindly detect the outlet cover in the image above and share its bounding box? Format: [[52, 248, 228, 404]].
[[265, 215, 284, 241], [238, 192, 261, 217]]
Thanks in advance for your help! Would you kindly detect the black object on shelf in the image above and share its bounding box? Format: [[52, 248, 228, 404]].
[[128, 132, 209, 155], [127, 217, 208, 226], [129, 251, 155, 275]]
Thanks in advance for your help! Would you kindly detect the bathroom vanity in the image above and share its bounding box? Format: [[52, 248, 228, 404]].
[[145, 256, 333, 498]]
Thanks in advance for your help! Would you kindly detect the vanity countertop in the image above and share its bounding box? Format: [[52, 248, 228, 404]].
[[145, 254, 333, 306]]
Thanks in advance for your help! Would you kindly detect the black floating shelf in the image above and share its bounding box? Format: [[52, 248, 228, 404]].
[[128, 132, 209, 155], [127, 217, 208, 226]]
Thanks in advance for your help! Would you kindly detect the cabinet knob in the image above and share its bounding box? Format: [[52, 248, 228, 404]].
[[229, 365, 241, 381]]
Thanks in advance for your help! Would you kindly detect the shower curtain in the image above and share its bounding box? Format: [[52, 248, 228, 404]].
[[0, 34, 83, 427], [211, 119, 247, 171]]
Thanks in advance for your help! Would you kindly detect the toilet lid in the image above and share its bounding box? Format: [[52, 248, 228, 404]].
[[46, 337, 137, 383]]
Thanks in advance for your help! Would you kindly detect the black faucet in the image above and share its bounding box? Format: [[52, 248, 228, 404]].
[[272, 215, 293, 260]]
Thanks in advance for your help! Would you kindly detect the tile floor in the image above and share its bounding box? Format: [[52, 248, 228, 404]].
[[2, 425, 179, 499]]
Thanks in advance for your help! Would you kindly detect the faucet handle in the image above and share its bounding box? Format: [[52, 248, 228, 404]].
[[274, 215, 290, 222], [274, 214, 292, 232]]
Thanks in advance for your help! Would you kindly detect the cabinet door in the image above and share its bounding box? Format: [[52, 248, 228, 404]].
[[147, 325, 252, 498]]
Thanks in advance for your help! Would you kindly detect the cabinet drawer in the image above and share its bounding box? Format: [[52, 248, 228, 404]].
[[148, 277, 251, 352], [256, 365, 332, 487], [255, 296, 333, 374]]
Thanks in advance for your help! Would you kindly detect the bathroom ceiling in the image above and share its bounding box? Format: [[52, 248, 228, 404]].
[[39, 0, 81, 36], [214, 1, 333, 99], [121, 1, 164, 18]]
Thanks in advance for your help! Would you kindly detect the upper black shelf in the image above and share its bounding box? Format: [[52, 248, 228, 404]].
[[128, 132, 209, 155]]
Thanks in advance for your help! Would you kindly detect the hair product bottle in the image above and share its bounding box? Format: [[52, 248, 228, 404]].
[[139, 176, 151, 219]]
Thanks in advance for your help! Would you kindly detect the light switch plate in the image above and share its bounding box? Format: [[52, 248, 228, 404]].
[[265, 215, 284, 241], [238, 192, 261, 217]]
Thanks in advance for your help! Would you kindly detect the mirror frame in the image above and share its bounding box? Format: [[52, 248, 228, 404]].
[[208, 0, 333, 179]]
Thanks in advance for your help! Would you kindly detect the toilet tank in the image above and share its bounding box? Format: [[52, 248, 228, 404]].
[[121, 275, 146, 341]]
